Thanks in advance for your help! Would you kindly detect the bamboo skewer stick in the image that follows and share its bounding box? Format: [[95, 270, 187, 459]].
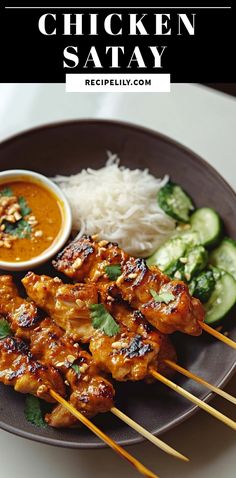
[[199, 322, 236, 350], [165, 360, 236, 405], [150, 370, 236, 431], [50, 389, 158, 478], [111, 407, 189, 462]]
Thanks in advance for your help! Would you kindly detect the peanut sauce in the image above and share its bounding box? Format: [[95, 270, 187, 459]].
[[0, 180, 63, 262]]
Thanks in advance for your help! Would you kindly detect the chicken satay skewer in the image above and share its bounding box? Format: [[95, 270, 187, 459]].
[[0, 332, 158, 478], [22, 271, 236, 405], [0, 277, 188, 462], [98, 288, 236, 405], [27, 321, 188, 460], [21, 273, 236, 431], [53, 235, 236, 348]]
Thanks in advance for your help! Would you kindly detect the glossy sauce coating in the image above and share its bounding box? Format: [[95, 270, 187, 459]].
[[0, 180, 63, 262]]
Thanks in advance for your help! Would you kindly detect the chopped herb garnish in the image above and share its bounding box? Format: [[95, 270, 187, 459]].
[[0, 319, 11, 339], [25, 395, 46, 428], [90, 303, 120, 337], [150, 288, 175, 304], [4, 218, 32, 238], [71, 364, 81, 376], [0, 187, 13, 197], [105, 264, 122, 280], [18, 196, 31, 216]]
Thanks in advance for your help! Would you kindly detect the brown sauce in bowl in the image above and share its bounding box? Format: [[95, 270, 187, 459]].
[[0, 180, 63, 263]]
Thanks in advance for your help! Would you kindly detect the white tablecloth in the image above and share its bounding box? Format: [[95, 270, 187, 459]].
[[0, 83, 235, 478]]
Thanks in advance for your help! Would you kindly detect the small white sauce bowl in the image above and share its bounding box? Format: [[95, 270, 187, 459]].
[[0, 169, 72, 271]]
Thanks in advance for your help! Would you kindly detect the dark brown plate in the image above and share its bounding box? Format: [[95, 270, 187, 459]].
[[0, 119, 235, 449]]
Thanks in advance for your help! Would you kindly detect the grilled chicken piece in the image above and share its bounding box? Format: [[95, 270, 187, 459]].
[[0, 275, 43, 340], [30, 318, 115, 425], [53, 235, 204, 336], [46, 373, 115, 427], [22, 272, 98, 342], [90, 328, 161, 381], [0, 336, 65, 402], [115, 259, 204, 335], [53, 235, 128, 283]]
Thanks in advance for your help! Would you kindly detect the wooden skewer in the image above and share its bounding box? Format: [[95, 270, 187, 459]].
[[111, 407, 189, 462], [165, 360, 236, 405], [150, 370, 236, 431], [199, 322, 236, 350], [50, 390, 158, 478]]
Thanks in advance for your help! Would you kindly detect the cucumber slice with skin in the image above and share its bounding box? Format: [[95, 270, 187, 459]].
[[190, 207, 221, 247], [174, 229, 201, 248], [189, 269, 216, 303], [204, 270, 236, 324], [147, 237, 186, 271], [210, 238, 236, 280], [183, 246, 208, 281], [158, 181, 194, 223]]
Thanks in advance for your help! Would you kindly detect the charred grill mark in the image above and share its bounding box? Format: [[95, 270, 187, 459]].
[[48, 332, 58, 340], [54, 236, 95, 266], [132, 310, 152, 332], [123, 258, 147, 286], [172, 283, 185, 294], [16, 305, 44, 329], [117, 335, 152, 359], [7, 364, 27, 380], [29, 361, 46, 373], [2, 337, 29, 355], [79, 394, 89, 404]]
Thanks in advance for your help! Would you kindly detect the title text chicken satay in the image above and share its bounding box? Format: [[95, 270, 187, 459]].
[[52, 235, 204, 336]]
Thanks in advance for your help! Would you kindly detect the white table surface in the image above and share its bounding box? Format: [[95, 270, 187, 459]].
[[0, 84, 235, 478]]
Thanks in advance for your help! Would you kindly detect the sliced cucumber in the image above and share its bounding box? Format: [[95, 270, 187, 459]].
[[190, 207, 221, 247], [189, 269, 216, 303], [183, 246, 208, 281], [204, 270, 236, 324], [158, 181, 194, 223], [147, 237, 186, 271], [210, 238, 236, 280], [175, 229, 201, 248]]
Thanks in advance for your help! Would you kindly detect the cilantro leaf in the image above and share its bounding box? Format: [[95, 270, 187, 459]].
[[24, 395, 46, 428], [0, 187, 13, 197], [90, 304, 120, 337], [0, 319, 11, 339], [105, 264, 122, 281], [4, 219, 32, 238], [71, 364, 81, 376], [18, 196, 31, 216], [150, 288, 175, 304]]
